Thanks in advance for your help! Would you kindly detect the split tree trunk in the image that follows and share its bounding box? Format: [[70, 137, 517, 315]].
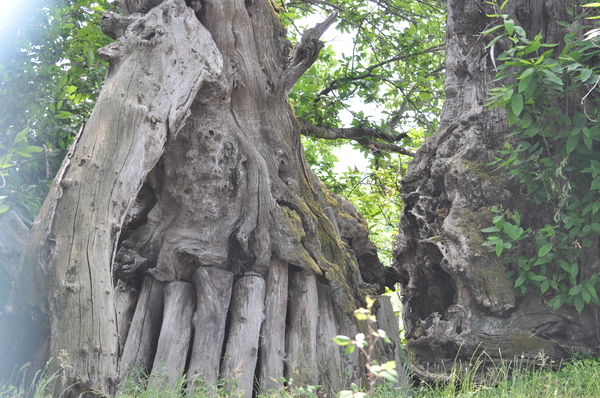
[[395, 0, 599, 378], [0, 0, 408, 396]]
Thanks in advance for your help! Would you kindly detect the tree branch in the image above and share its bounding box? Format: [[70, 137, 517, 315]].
[[298, 120, 415, 156], [314, 44, 442, 103], [283, 11, 338, 92]]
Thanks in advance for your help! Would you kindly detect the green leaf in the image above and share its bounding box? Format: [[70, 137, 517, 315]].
[[538, 243, 553, 257], [570, 285, 583, 296], [332, 335, 351, 346], [524, 39, 541, 54], [381, 370, 398, 383], [518, 73, 534, 93], [530, 274, 547, 282], [481, 226, 501, 233], [582, 289, 591, 304], [515, 273, 526, 288], [507, 225, 525, 240], [534, 256, 550, 266], [575, 295, 585, 313], [511, 93, 524, 116], [495, 241, 504, 256], [504, 19, 515, 35], [520, 112, 533, 128], [14, 127, 29, 144], [55, 111, 73, 119], [515, 26, 526, 37], [13, 146, 44, 158], [518, 67, 535, 80], [566, 135, 579, 155], [542, 70, 563, 86], [482, 24, 505, 36], [580, 68, 593, 82], [570, 262, 579, 279], [558, 260, 570, 272], [586, 284, 597, 298], [344, 344, 356, 355]]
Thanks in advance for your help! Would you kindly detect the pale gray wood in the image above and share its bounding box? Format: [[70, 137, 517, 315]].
[[0, 211, 29, 282], [119, 276, 165, 382], [187, 267, 233, 392], [114, 280, 139, 351], [316, 281, 344, 393], [285, 271, 319, 387], [335, 301, 363, 387], [221, 274, 266, 398], [375, 295, 412, 396], [149, 281, 195, 389], [258, 260, 288, 394]]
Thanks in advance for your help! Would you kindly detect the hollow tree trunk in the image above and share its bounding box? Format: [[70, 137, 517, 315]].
[[395, 0, 599, 378], [0, 0, 407, 396]]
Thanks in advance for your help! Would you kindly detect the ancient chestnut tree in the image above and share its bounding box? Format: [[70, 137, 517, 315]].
[[396, 0, 600, 378], [0, 0, 408, 397]]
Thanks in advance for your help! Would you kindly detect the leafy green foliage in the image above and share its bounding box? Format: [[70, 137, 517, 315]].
[[482, 2, 600, 312], [282, 1, 445, 260], [306, 139, 408, 265], [0, 0, 114, 221], [283, 0, 445, 136]]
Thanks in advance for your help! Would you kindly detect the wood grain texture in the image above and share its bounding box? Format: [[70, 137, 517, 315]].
[[285, 271, 318, 387], [187, 267, 234, 391], [119, 276, 165, 382], [221, 274, 266, 398], [258, 260, 288, 394], [114, 280, 139, 352], [316, 282, 344, 393], [150, 281, 195, 388]]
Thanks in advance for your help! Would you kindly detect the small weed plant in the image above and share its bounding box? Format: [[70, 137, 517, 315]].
[[332, 296, 399, 398]]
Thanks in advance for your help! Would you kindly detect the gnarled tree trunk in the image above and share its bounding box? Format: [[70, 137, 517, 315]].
[[395, 0, 599, 379], [0, 0, 409, 397]]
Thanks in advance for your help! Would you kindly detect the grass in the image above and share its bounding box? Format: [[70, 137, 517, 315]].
[[412, 356, 600, 398], [2, 357, 600, 397]]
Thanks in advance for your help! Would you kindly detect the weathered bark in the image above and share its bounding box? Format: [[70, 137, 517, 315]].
[[149, 281, 195, 388], [395, 0, 598, 378], [285, 271, 319, 387], [1, 0, 408, 395], [114, 281, 138, 351], [187, 266, 233, 390], [316, 282, 344, 393], [258, 260, 288, 394], [119, 276, 165, 382], [220, 274, 266, 398]]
